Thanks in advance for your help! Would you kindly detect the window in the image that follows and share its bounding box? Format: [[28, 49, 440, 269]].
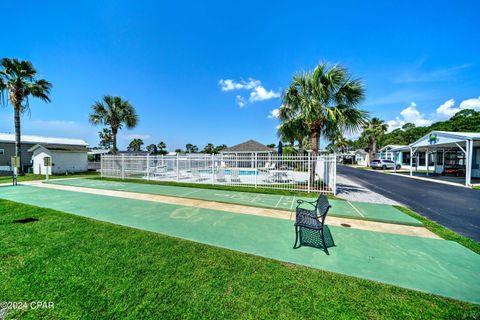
[[0, 149, 4, 155], [418, 152, 426, 166], [437, 151, 444, 165]]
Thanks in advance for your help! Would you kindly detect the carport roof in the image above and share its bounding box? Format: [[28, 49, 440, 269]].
[[410, 131, 480, 149]]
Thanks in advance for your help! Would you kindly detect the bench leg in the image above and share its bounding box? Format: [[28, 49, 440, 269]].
[[293, 225, 300, 249], [321, 229, 329, 255]]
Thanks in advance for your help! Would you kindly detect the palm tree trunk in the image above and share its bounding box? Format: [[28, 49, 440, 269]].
[[14, 106, 23, 174], [112, 128, 118, 155], [309, 130, 320, 187], [297, 138, 304, 156]]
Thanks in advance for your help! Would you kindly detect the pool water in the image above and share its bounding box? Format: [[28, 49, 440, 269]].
[[198, 169, 259, 176]]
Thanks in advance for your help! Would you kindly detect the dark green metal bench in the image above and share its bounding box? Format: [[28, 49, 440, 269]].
[[293, 193, 334, 255]]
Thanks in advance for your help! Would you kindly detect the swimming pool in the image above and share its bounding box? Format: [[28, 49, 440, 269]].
[[198, 169, 260, 176]]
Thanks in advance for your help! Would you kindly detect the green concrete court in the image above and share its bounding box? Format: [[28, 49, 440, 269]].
[[0, 184, 478, 304], [47, 178, 422, 226]]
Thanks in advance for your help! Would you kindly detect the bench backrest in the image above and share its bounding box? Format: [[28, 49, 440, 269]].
[[315, 193, 331, 223]]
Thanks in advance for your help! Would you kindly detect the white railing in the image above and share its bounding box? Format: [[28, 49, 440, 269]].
[[101, 154, 336, 195], [88, 161, 101, 171]]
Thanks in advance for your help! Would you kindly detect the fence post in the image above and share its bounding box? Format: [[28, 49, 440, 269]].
[[333, 155, 337, 196], [307, 153, 311, 193], [254, 153, 257, 188], [211, 154, 215, 185], [100, 155, 103, 178], [121, 155, 125, 179], [146, 154, 150, 180], [176, 154, 179, 182]]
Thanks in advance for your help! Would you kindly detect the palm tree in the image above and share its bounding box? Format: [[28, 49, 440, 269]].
[[157, 141, 167, 155], [98, 128, 113, 150], [202, 143, 215, 154], [282, 62, 367, 154], [127, 138, 144, 152], [89, 95, 138, 155], [0, 58, 52, 173], [278, 107, 309, 155], [146, 144, 158, 154], [281, 62, 367, 185], [363, 117, 388, 161]]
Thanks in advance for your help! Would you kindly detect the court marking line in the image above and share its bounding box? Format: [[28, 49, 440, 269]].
[[290, 196, 296, 209], [274, 196, 284, 208], [250, 194, 261, 203], [180, 189, 201, 197], [347, 201, 365, 217]]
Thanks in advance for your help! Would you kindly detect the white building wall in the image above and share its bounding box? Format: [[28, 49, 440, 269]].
[[32, 150, 88, 174], [50, 151, 88, 174], [32, 150, 53, 175]]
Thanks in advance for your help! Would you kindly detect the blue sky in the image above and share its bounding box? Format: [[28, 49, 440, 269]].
[[1, 0, 479, 150]]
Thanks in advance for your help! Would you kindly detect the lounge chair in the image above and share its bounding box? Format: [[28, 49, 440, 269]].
[[191, 169, 208, 182], [216, 168, 226, 183], [293, 193, 335, 255], [230, 169, 240, 183]]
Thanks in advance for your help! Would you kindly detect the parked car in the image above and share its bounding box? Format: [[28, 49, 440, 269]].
[[442, 165, 465, 176], [370, 159, 401, 170]]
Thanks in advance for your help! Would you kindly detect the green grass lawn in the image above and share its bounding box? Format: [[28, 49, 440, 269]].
[[0, 171, 99, 184], [1, 199, 479, 319], [394, 206, 480, 255]]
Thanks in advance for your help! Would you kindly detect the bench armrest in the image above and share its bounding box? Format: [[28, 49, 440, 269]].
[[296, 199, 317, 209]]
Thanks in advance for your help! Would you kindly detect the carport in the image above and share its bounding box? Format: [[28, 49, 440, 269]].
[[404, 131, 480, 186]]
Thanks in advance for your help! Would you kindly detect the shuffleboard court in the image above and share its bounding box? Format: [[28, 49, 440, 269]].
[[0, 184, 478, 304], [47, 178, 422, 226]]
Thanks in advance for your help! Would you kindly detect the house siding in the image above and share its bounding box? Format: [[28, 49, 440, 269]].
[[0, 142, 36, 169]]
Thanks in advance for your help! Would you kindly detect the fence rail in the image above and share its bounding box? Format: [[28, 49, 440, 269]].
[[101, 154, 336, 195]]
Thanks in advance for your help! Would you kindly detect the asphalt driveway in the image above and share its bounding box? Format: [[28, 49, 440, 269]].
[[337, 166, 480, 242]]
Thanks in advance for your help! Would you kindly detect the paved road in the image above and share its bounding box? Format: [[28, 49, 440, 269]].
[[337, 166, 480, 242]]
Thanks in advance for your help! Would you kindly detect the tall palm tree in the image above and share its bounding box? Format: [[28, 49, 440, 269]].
[[0, 58, 52, 173], [89, 95, 138, 155], [127, 138, 144, 152], [363, 117, 388, 161], [282, 62, 367, 154]]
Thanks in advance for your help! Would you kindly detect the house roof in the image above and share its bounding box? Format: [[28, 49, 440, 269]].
[[28, 144, 88, 152], [354, 149, 368, 154], [220, 140, 276, 153], [378, 144, 407, 152], [0, 133, 88, 146]]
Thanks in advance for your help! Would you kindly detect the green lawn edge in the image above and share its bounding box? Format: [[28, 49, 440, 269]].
[[1, 198, 479, 319], [0, 171, 100, 184], [394, 205, 480, 254]]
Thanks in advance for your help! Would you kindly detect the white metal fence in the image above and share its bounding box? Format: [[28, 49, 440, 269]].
[[101, 154, 336, 195]]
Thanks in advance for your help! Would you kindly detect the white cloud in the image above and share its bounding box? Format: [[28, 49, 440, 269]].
[[435, 99, 458, 119], [459, 96, 480, 110], [219, 78, 280, 107], [249, 86, 280, 102], [219, 78, 261, 91], [400, 102, 433, 127], [386, 96, 480, 132], [267, 108, 280, 119], [386, 102, 432, 132], [235, 95, 246, 108]]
